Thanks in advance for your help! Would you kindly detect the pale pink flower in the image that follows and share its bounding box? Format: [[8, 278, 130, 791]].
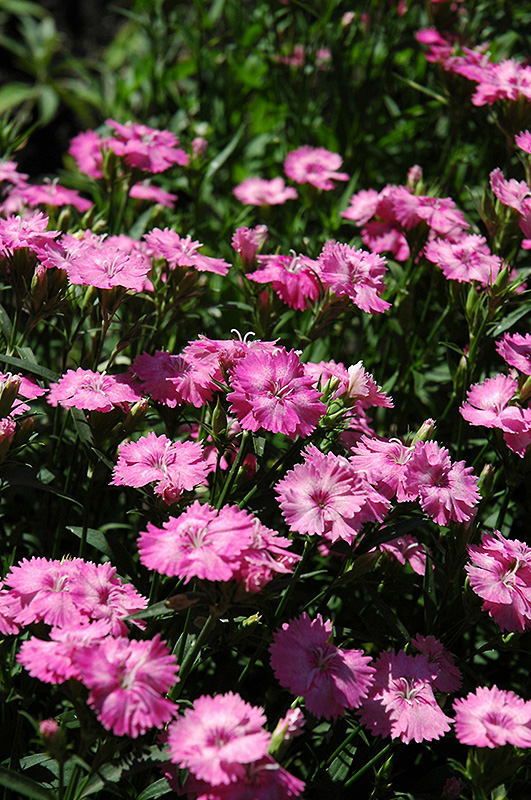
[[284, 146, 349, 190], [233, 177, 298, 206], [65, 242, 151, 291], [404, 441, 480, 526], [361, 220, 410, 261], [131, 350, 214, 408], [349, 435, 415, 502], [460, 374, 526, 432], [167, 692, 270, 785], [392, 193, 468, 237], [410, 634, 462, 693], [73, 634, 178, 737], [48, 368, 142, 412], [272, 709, 306, 742], [17, 620, 110, 683], [144, 227, 230, 275], [129, 181, 177, 208], [490, 168, 531, 213], [69, 130, 106, 178], [317, 240, 390, 313], [496, 332, 531, 375], [4, 557, 85, 628], [106, 119, 189, 173], [0, 582, 21, 635], [249, 252, 320, 310], [0, 159, 28, 186], [179, 754, 305, 799], [270, 613, 375, 719], [470, 59, 531, 106], [379, 535, 428, 576], [304, 359, 392, 409], [466, 530, 531, 632], [18, 182, 93, 212], [227, 346, 325, 438], [231, 225, 268, 270], [453, 686, 531, 748], [112, 432, 211, 503], [515, 130, 531, 154], [423, 235, 502, 286], [275, 444, 390, 545], [358, 649, 452, 743]]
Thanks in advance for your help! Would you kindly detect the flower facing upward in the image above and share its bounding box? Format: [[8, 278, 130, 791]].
[[167, 692, 271, 786], [284, 146, 349, 190], [270, 613, 375, 719], [144, 227, 230, 275], [453, 686, 531, 748]]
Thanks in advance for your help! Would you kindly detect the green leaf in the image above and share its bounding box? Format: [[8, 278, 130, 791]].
[[203, 123, 245, 183], [67, 526, 113, 558], [0, 83, 39, 114], [135, 778, 172, 799], [489, 303, 530, 337], [0, 353, 59, 382], [0, 766, 54, 800]]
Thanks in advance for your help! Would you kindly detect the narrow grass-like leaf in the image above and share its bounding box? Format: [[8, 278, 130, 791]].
[[0, 767, 54, 800]]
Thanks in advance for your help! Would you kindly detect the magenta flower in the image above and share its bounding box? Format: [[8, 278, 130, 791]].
[[112, 432, 211, 503], [233, 177, 298, 206], [106, 119, 189, 173], [317, 240, 390, 314], [227, 346, 326, 438], [496, 332, 531, 375], [64, 242, 151, 291], [69, 130, 106, 178], [284, 146, 349, 191], [490, 168, 531, 213], [270, 613, 375, 719], [48, 368, 142, 412], [73, 634, 178, 737], [453, 686, 531, 748], [0, 212, 59, 255], [357, 649, 452, 744], [275, 444, 390, 544], [231, 225, 268, 270], [404, 441, 480, 526], [144, 227, 230, 275], [460, 374, 525, 432], [167, 692, 271, 786], [466, 530, 531, 632], [349, 435, 415, 502], [516, 130, 531, 154], [129, 181, 177, 208], [379, 535, 429, 576], [131, 350, 214, 408], [18, 183, 93, 212], [248, 252, 320, 310]]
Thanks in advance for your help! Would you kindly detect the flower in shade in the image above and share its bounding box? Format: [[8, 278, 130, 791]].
[[144, 227, 230, 275], [167, 692, 271, 785], [379, 535, 429, 576], [227, 346, 326, 438], [73, 634, 178, 737], [47, 368, 142, 412], [490, 168, 531, 213], [233, 177, 298, 206], [106, 119, 189, 172], [317, 240, 390, 314], [178, 755, 305, 799], [357, 649, 452, 744], [131, 350, 214, 408], [516, 130, 531, 154], [275, 444, 390, 545], [112, 432, 212, 503], [453, 686, 531, 748], [270, 613, 375, 719], [248, 252, 320, 310], [496, 332, 531, 375], [466, 530, 531, 632], [284, 146, 349, 191], [410, 634, 462, 693]]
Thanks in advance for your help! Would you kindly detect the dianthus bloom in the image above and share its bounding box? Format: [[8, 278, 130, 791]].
[[284, 146, 349, 190], [460, 374, 525, 432], [73, 634, 178, 737], [496, 332, 531, 375], [423, 235, 502, 286], [129, 181, 177, 208], [248, 252, 320, 310], [357, 649, 453, 744], [349, 435, 415, 502], [453, 686, 531, 748], [0, 212, 59, 256], [233, 177, 298, 206], [131, 350, 214, 408], [466, 530, 531, 632], [275, 444, 390, 545], [167, 692, 271, 786], [144, 227, 230, 276], [106, 119, 189, 172], [47, 368, 142, 412], [404, 440, 480, 526], [317, 240, 390, 314], [270, 613, 375, 719], [17, 182, 93, 213], [178, 754, 305, 800], [410, 634, 462, 693], [227, 346, 325, 438], [112, 432, 212, 503], [231, 225, 268, 270]]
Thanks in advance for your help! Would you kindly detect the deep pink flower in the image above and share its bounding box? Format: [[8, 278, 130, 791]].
[[358, 649, 452, 743], [453, 686, 531, 748], [270, 613, 375, 719], [0, 371, 47, 417], [275, 444, 390, 544], [64, 242, 151, 291], [410, 634, 462, 693], [466, 530, 531, 632], [423, 235, 502, 286], [227, 346, 325, 438], [284, 146, 349, 191], [231, 225, 268, 270], [361, 220, 410, 261], [317, 240, 390, 314], [249, 252, 320, 310], [490, 168, 531, 213], [167, 692, 271, 786], [17, 620, 110, 683], [18, 183, 93, 212], [144, 227, 230, 275], [106, 119, 189, 173], [0, 159, 28, 186], [112, 432, 211, 503], [460, 374, 526, 432], [48, 368, 142, 412], [129, 181, 178, 208], [496, 332, 531, 375], [0, 212, 59, 255], [404, 441, 480, 526], [131, 350, 214, 408], [179, 755, 305, 799], [515, 130, 531, 154], [469, 59, 531, 106], [349, 435, 415, 502], [73, 634, 178, 737], [0, 582, 21, 635], [392, 193, 468, 237], [69, 130, 106, 178], [233, 177, 298, 206]]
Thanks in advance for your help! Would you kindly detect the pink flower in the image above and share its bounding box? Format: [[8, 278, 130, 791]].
[[470, 59, 531, 106], [69, 130, 106, 178], [490, 168, 531, 213], [392, 193, 468, 237], [304, 360, 393, 409], [466, 530, 531, 632], [349, 435, 415, 502], [129, 181, 178, 208], [17, 182, 93, 212], [358, 649, 452, 744], [112, 432, 211, 503], [404, 441, 480, 526], [231, 225, 268, 270], [275, 444, 390, 545], [284, 146, 349, 190], [460, 375, 527, 432], [496, 332, 531, 375], [270, 613, 375, 719], [423, 235, 502, 286], [227, 346, 326, 438], [249, 252, 320, 310], [515, 130, 531, 154], [131, 350, 214, 408], [73, 634, 178, 737], [47, 368, 142, 412], [453, 686, 531, 748], [167, 692, 271, 785], [0, 212, 59, 255], [144, 227, 230, 275], [0, 159, 28, 186], [17, 620, 110, 683], [410, 634, 462, 693], [317, 240, 390, 313], [106, 119, 189, 173], [379, 535, 428, 576], [179, 754, 305, 799], [233, 177, 298, 206], [64, 242, 152, 291]]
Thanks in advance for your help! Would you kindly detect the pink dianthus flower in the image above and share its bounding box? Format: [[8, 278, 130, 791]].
[[270, 613, 375, 719], [460, 374, 525, 432], [453, 686, 531, 748], [379, 535, 429, 576], [179, 754, 305, 799], [231, 225, 268, 270], [410, 634, 462, 693], [284, 146, 349, 191], [249, 252, 320, 310], [131, 350, 214, 408], [18, 182, 93, 213], [496, 332, 531, 375], [64, 242, 151, 291], [317, 240, 390, 314], [47, 368, 142, 412], [349, 435, 415, 502], [106, 119, 189, 173], [144, 227, 230, 275], [129, 181, 177, 208], [233, 177, 298, 206], [423, 235, 502, 286], [69, 130, 106, 178], [515, 130, 531, 154], [490, 168, 531, 213]]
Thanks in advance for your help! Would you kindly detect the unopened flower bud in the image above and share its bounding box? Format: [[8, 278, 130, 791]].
[[0, 374, 20, 419], [39, 719, 66, 762], [410, 418, 436, 444]]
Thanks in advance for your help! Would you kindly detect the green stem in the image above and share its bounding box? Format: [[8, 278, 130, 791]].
[[171, 612, 217, 699], [215, 430, 250, 509], [343, 742, 393, 788]]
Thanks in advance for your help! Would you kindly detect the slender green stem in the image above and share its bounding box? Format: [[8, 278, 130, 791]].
[[343, 742, 393, 788], [171, 612, 217, 699]]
